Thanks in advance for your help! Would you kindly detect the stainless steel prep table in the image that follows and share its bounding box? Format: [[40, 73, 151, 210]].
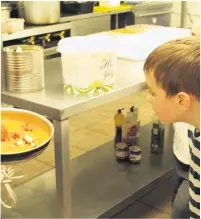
[[2, 8, 133, 42], [1, 57, 146, 218]]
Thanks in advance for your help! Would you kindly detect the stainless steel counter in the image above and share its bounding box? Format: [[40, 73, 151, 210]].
[[1, 57, 146, 218], [2, 22, 72, 42], [60, 8, 133, 23], [2, 124, 174, 218], [2, 58, 146, 120], [2, 8, 133, 42]]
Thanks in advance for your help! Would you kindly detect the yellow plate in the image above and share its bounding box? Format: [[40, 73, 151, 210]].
[[1, 108, 54, 156]]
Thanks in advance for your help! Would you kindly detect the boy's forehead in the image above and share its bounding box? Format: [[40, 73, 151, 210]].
[[146, 71, 157, 88]]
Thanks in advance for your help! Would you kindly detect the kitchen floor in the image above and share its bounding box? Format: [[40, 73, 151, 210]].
[[3, 90, 173, 218]]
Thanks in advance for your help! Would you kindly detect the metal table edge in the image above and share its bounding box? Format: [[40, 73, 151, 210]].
[[60, 82, 147, 120], [2, 82, 147, 121], [60, 8, 133, 23], [2, 8, 133, 42], [1, 93, 62, 120], [99, 168, 174, 218]]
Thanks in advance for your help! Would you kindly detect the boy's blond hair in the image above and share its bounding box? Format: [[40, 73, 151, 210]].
[[144, 36, 200, 101]]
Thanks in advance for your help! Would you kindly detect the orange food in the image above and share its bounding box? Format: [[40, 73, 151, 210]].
[[1, 124, 9, 141], [1, 120, 49, 154], [1, 110, 52, 155]]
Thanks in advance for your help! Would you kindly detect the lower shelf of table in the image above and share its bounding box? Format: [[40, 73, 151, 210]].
[[2, 123, 174, 218]]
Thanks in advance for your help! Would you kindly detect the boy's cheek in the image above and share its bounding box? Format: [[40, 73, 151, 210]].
[[147, 94, 153, 104]]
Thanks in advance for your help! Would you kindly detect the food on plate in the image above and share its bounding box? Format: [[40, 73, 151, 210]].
[[1, 120, 49, 154], [1, 124, 9, 141]]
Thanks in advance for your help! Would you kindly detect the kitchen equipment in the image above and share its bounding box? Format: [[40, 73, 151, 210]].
[[133, 2, 173, 26], [61, 1, 94, 15], [3, 45, 45, 93], [18, 1, 60, 25], [2, 18, 24, 33], [1, 3, 11, 23], [57, 36, 117, 95], [1, 43, 6, 92], [1, 108, 54, 163], [99, 0, 120, 7]]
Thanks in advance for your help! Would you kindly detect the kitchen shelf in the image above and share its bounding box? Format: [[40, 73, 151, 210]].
[[2, 123, 174, 218], [1, 8, 133, 42]]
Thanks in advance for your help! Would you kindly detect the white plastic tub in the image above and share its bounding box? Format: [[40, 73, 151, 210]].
[[1, 18, 24, 33], [57, 36, 117, 95], [99, 0, 120, 7]]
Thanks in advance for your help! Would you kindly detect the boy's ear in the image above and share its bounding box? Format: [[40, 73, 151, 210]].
[[176, 92, 191, 110]]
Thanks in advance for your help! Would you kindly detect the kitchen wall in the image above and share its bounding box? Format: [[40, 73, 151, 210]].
[[171, 1, 201, 28]]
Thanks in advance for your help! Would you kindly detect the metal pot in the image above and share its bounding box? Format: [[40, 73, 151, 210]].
[[18, 1, 60, 25], [1, 4, 11, 23]]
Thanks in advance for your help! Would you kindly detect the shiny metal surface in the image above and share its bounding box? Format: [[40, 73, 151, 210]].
[[1, 57, 146, 219], [180, 1, 187, 28], [53, 119, 71, 218], [2, 57, 146, 120], [71, 15, 110, 36], [133, 2, 173, 26], [4, 45, 44, 92], [2, 9, 132, 42], [1, 124, 174, 218], [18, 1, 60, 25], [2, 22, 71, 42], [60, 8, 132, 23], [1, 43, 6, 92]]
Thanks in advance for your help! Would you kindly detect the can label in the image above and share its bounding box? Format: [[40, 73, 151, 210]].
[[129, 146, 142, 163], [116, 151, 128, 159], [129, 153, 142, 162]]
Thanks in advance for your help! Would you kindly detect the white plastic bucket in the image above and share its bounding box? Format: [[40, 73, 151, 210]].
[[99, 0, 120, 7], [57, 36, 117, 94]]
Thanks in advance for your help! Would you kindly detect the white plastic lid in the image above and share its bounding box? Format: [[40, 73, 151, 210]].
[[57, 35, 117, 54]]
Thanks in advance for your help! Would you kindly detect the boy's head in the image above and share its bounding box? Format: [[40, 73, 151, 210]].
[[144, 36, 200, 125]]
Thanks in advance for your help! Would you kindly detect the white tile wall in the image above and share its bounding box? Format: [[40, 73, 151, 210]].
[[171, 13, 181, 27], [172, 1, 181, 13], [187, 1, 201, 15], [171, 1, 201, 28]]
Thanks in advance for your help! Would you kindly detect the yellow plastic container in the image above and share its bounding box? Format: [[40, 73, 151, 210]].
[[109, 24, 162, 35], [110, 28, 138, 34], [93, 5, 133, 13]]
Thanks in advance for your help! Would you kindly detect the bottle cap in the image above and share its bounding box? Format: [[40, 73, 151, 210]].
[[117, 108, 124, 113], [153, 123, 159, 129], [130, 106, 134, 112]]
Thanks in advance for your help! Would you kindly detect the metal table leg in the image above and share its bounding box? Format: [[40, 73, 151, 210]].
[[53, 119, 71, 218], [116, 14, 119, 29]]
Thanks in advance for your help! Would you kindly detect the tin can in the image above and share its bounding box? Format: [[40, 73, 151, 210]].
[[115, 142, 128, 161], [129, 146, 142, 163], [4, 45, 44, 93]]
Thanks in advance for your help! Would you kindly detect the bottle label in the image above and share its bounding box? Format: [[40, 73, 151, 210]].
[[153, 128, 159, 135], [127, 125, 137, 140], [129, 154, 142, 162]]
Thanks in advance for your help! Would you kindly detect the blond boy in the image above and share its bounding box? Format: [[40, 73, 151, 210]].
[[144, 36, 200, 218]]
